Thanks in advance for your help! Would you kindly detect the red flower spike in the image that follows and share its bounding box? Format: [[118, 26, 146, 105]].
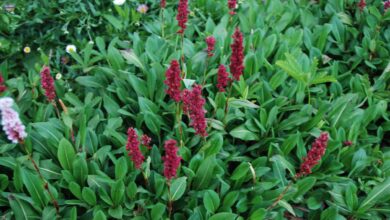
[[230, 28, 244, 81], [205, 36, 216, 57], [385, 1, 390, 11], [141, 134, 152, 149], [161, 0, 166, 8], [164, 60, 182, 102], [163, 139, 181, 180], [228, 0, 237, 15], [343, 140, 353, 147], [358, 0, 366, 11], [176, 0, 189, 34], [182, 84, 208, 137], [40, 66, 56, 102], [217, 65, 229, 92], [0, 74, 6, 93], [126, 128, 144, 169], [297, 133, 329, 177]]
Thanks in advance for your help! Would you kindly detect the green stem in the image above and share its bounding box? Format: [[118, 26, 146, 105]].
[[202, 59, 209, 86], [161, 8, 165, 38], [307, 86, 311, 105], [223, 82, 234, 124], [176, 103, 183, 147]]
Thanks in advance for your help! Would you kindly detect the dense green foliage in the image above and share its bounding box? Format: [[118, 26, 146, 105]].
[[1, 0, 390, 219]]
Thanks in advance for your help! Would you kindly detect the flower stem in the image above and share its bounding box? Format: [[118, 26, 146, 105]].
[[267, 181, 294, 211], [176, 103, 183, 147], [22, 143, 60, 216], [202, 59, 209, 86], [167, 180, 173, 218], [161, 8, 165, 38], [223, 82, 234, 123]]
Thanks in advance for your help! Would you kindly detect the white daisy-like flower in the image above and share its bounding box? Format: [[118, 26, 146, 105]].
[[56, 73, 62, 80], [113, 0, 125, 6], [66, 45, 77, 54], [23, 46, 31, 54]]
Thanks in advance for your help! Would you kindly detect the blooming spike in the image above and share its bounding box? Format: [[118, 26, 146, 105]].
[[217, 65, 229, 92], [182, 84, 208, 137], [205, 36, 216, 57], [161, 0, 166, 8], [126, 128, 144, 169], [0, 73, 6, 93], [40, 66, 56, 102], [176, 0, 189, 34], [358, 0, 366, 11], [164, 60, 182, 102], [385, 1, 390, 11], [297, 133, 329, 177], [0, 97, 27, 143], [163, 139, 181, 180], [228, 0, 237, 15], [230, 28, 244, 81], [141, 134, 152, 149]]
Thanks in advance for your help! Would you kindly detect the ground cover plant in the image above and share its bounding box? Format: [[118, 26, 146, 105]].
[[1, 0, 390, 219]]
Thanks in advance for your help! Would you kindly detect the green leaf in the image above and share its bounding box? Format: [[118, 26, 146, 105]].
[[294, 177, 316, 199], [72, 155, 88, 185], [22, 170, 48, 208], [151, 203, 166, 220], [229, 99, 259, 109], [270, 155, 296, 176], [93, 210, 107, 220], [111, 180, 125, 206], [115, 157, 128, 180], [170, 177, 187, 201], [108, 206, 123, 219], [358, 177, 390, 212], [209, 212, 238, 220], [121, 50, 145, 70], [276, 53, 306, 83], [204, 190, 220, 213], [8, 194, 39, 220], [82, 187, 97, 206], [69, 182, 82, 199], [58, 138, 76, 171], [230, 125, 259, 141], [194, 156, 216, 189]]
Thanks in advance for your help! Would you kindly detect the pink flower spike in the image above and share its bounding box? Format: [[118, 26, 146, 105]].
[[176, 0, 189, 34], [230, 28, 244, 81], [163, 139, 181, 180], [40, 66, 56, 102], [217, 65, 229, 92], [0, 97, 27, 143], [164, 60, 182, 102], [205, 36, 216, 57], [182, 84, 208, 137], [126, 127, 144, 169], [297, 132, 329, 177]]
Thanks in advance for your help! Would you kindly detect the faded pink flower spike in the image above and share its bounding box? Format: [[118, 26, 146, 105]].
[[0, 97, 27, 143], [217, 65, 229, 92]]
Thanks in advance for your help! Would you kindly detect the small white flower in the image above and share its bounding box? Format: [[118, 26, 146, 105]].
[[56, 73, 62, 80], [113, 0, 125, 6], [23, 46, 31, 54], [88, 41, 94, 45], [66, 45, 77, 54]]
